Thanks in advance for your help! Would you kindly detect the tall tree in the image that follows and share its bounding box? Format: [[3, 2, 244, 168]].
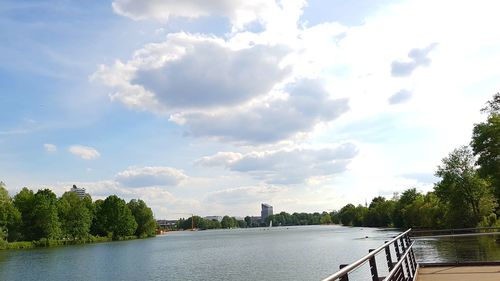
[[13, 187, 36, 240], [98, 195, 137, 239], [339, 204, 356, 226], [90, 199, 106, 237], [471, 93, 500, 200], [32, 189, 61, 240], [0, 184, 21, 242], [363, 197, 395, 227], [393, 188, 421, 228], [434, 146, 497, 227], [127, 199, 156, 238], [57, 192, 92, 240], [221, 215, 235, 228]]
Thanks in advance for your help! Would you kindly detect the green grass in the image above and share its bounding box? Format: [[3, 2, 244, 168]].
[[0, 236, 118, 250]]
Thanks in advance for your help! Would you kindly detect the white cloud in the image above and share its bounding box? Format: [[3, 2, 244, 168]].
[[92, 30, 349, 144], [205, 185, 287, 205], [175, 79, 349, 144], [115, 166, 187, 187], [111, 0, 304, 31], [91, 33, 291, 112], [43, 143, 57, 153], [132, 40, 290, 110], [68, 145, 100, 160], [197, 143, 358, 184], [388, 89, 412, 105], [391, 43, 438, 77]]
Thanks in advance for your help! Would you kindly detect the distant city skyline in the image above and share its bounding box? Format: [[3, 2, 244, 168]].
[[1, 0, 499, 218]]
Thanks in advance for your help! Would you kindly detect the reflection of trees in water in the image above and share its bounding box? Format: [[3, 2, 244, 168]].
[[415, 235, 500, 263]]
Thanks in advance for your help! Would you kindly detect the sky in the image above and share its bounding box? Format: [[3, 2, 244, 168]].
[[1, 0, 499, 219]]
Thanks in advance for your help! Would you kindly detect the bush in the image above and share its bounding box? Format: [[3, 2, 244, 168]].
[[7, 241, 34, 250]]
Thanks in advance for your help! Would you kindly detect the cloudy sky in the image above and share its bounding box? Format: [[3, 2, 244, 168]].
[[1, 0, 499, 219]]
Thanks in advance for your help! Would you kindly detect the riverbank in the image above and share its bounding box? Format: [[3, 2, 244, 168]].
[[0, 235, 148, 250]]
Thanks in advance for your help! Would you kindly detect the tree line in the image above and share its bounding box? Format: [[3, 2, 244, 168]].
[[0, 186, 157, 248], [335, 93, 500, 229], [174, 215, 247, 230]]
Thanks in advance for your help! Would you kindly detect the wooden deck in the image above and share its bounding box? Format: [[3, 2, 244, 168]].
[[417, 265, 500, 281]]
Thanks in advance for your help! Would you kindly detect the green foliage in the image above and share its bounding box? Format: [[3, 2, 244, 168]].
[[244, 216, 251, 227], [435, 146, 497, 227], [221, 215, 238, 228], [13, 188, 36, 241], [1, 186, 158, 250], [90, 199, 106, 236], [364, 197, 394, 227], [98, 195, 137, 240], [0, 184, 21, 242], [32, 189, 61, 240], [472, 94, 500, 200], [57, 192, 92, 240], [339, 204, 356, 226], [128, 199, 157, 238], [319, 212, 332, 224]]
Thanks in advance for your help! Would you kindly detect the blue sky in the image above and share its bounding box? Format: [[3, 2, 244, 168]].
[[1, 0, 499, 219]]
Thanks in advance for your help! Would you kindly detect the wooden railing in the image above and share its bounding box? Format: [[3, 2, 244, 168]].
[[321, 229, 418, 281]]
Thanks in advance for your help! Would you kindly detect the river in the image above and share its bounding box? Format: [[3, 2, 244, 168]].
[[1, 226, 499, 281], [0, 226, 399, 281]]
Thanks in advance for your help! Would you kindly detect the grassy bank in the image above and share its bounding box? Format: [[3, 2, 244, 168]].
[[0, 235, 149, 250]]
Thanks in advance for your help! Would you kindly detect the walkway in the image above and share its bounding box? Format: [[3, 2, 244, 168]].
[[417, 265, 500, 281]]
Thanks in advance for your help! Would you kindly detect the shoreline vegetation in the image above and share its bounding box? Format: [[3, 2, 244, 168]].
[[0, 187, 157, 250]]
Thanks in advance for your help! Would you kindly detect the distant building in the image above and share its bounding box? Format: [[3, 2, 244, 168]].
[[70, 185, 88, 199], [204, 216, 223, 222], [261, 203, 273, 223], [157, 220, 177, 228]]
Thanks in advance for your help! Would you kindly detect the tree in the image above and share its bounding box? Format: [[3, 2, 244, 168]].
[[98, 195, 137, 239], [393, 188, 421, 228], [128, 199, 156, 238], [353, 205, 368, 227], [330, 211, 340, 224], [13, 187, 36, 241], [435, 146, 497, 227], [244, 216, 251, 227], [0, 184, 21, 242], [364, 197, 394, 227], [90, 199, 106, 236], [32, 189, 61, 240], [320, 212, 332, 224], [57, 192, 92, 240], [221, 216, 235, 228], [339, 204, 356, 226], [472, 93, 500, 200]]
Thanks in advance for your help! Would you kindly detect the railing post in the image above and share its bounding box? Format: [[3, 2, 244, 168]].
[[384, 242, 394, 271], [339, 264, 349, 281], [399, 236, 406, 252], [368, 249, 379, 281], [405, 235, 417, 275], [402, 241, 412, 279], [393, 239, 407, 280], [394, 239, 401, 260]]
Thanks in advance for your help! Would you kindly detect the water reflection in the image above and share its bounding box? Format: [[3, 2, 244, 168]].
[[414, 234, 500, 263]]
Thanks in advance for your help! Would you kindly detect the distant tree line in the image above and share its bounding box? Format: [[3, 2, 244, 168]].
[[254, 212, 333, 227], [335, 93, 500, 229], [0, 186, 157, 248], [175, 215, 247, 230]]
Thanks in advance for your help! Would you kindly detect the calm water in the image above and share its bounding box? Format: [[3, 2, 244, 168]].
[[0, 226, 399, 281], [413, 234, 500, 263], [3, 226, 500, 281]]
